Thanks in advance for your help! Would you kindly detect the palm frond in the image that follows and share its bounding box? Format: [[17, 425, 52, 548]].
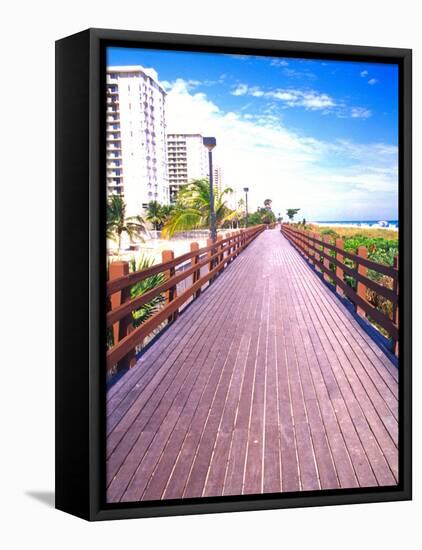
[[130, 254, 166, 327], [161, 208, 204, 238]]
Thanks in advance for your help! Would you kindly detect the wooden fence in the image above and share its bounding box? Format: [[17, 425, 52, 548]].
[[107, 225, 265, 373], [281, 224, 399, 355]]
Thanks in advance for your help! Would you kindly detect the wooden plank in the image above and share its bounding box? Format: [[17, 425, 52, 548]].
[[162, 258, 257, 500], [262, 282, 282, 494], [106, 264, 229, 409], [144, 274, 252, 501], [182, 287, 260, 498], [202, 334, 251, 497], [109, 289, 236, 501], [242, 279, 268, 495], [106, 257, 248, 490], [292, 244, 399, 387], [107, 264, 239, 436], [282, 240, 394, 485], [287, 244, 397, 483], [105, 230, 398, 503], [293, 249, 398, 419], [222, 283, 262, 496], [285, 273, 342, 489]]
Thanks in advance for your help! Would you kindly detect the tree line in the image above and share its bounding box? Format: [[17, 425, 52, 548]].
[[106, 179, 278, 247]]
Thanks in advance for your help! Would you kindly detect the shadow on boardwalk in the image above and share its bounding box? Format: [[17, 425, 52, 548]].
[[106, 229, 398, 503]]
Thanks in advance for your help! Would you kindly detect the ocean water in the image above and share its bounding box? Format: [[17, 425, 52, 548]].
[[311, 220, 399, 230]]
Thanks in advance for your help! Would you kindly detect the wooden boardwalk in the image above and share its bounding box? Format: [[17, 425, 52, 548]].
[[106, 229, 399, 503]]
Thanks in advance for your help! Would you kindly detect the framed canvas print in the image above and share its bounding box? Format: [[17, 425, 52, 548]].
[[55, 28, 412, 521]]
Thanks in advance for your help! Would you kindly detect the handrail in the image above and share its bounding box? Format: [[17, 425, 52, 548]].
[[108, 241, 227, 327], [107, 225, 265, 372], [284, 227, 397, 279], [283, 228, 398, 303], [281, 224, 399, 353], [107, 228, 260, 295]]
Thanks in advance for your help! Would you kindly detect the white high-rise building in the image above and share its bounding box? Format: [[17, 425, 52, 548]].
[[106, 66, 169, 216], [166, 134, 209, 202]]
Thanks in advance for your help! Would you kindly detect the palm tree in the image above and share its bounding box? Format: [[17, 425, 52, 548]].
[[264, 198, 272, 209], [159, 203, 175, 224], [145, 200, 163, 231], [161, 179, 234, 238], [107, 195, 146, 251], [286, 208, 300, 221]]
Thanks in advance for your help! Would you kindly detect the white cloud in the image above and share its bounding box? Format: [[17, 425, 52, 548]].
[[368, 78, 378, 85], [164, 79, 398, 221], [231, 83, 249, 96], [350, 107, 372, 119], [360, 70, 369, 77], [227, 54, 249, 60], [297, 92, 334, 109], [270, 90, 297, 101], [270, 58, 289, 67], [250, 87, 265, 97], [162, 78, 201, 91], [232, 85, 336, 111], [283, 68, 317, 80]]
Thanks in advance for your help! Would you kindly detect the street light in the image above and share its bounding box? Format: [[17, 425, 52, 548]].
[[203, 137, 217, 242], [243, 187, 249, 227]]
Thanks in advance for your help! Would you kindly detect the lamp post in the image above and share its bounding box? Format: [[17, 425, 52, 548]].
[[243, 187, 249, 227], [203, 137, 217, 242]]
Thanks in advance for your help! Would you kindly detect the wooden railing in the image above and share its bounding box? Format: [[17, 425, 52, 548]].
[[281, 224, 399, 355], [107, 225, 265, 373]]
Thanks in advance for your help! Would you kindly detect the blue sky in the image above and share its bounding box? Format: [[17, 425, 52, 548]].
[[107, 47, 399, 221]]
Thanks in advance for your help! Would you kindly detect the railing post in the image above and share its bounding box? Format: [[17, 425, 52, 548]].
[[298, 228, 304, 255], [356, 246, 368, 317], [162, 249, 178, 322], [217, 234, 224, 273], [301, 229, 305, 255], [190, 241, 201, 299], [207, 237, 214, 283], [393, 253, 399, 356], [109, 260, 135, 371], [314, 233, 321, 272], [234, 231, 239, 257], [335, 238, 344, 296], [323, 235, 331, 282], [304, 229, 310, 259], [309, 232, 315, 265], [228, 232, 233, 263], [303, 230, 308, 261]]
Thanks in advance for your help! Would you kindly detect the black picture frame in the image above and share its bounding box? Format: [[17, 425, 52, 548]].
[[55, 28, 412, 521]]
